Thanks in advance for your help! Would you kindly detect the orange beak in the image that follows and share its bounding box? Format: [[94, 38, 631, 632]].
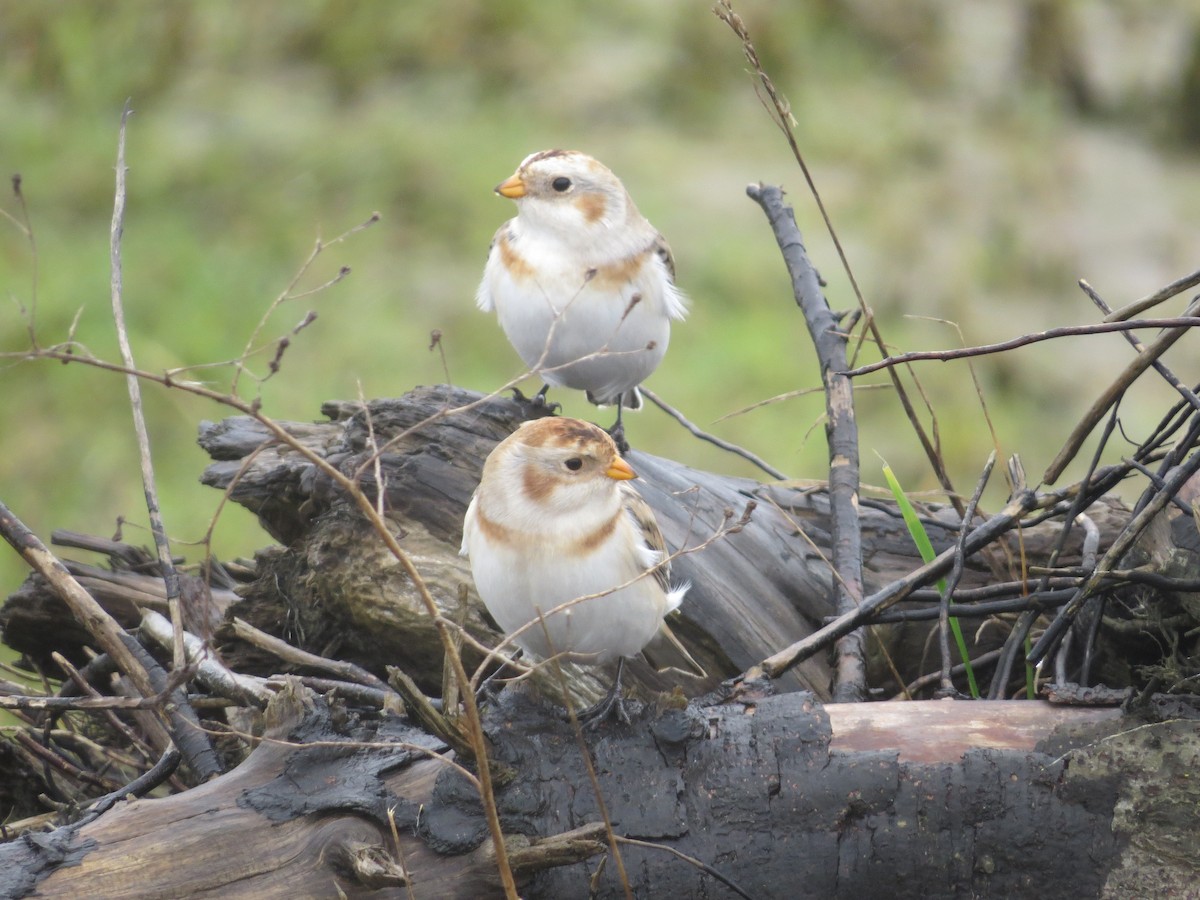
[[495, 174, 526, 199], [605, 457, 637, 481]]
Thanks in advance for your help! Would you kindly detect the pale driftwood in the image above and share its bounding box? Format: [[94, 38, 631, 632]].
[[7, 679, 1187, 900]]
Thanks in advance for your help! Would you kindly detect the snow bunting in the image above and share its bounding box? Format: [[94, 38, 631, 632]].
[[476, 150, 687, 446], [460, 416, 688, 723]]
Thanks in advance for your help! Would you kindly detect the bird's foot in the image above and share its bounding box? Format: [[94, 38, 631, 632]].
[[572, 659, 632, 727], [605, 420, 630, 455], [511, 384, 561, 414], [475, 650, 523, 708], [577, 685, 633, 728]]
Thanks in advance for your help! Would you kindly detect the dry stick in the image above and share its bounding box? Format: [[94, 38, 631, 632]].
[[715, 1, 966, 522], [991, 406, 1120, 698], [1102, 265, 1200, 322], [938, 451, 994, 696], [140, 611, 272, 708], [1080, 280, 1200, 416], [746, 183, 866, 701], [108, 102, 186, 674], [0, 691, 174, 712], [0, 502, 157, 702], [1028, 439, 1200, 667], [17, 356, 517, 888], [841, 317, 1200, 378], [1056, 513, 1100, 684], [639, 387, 787, 480], [230, 617, 396, 698], [614, 837, 759, 900], [872, 591, 1075, 623], [1044, 298, 1200, 484], [106, 106, 221, 779], [760, 484, 1063, 678], [1080, 280, 1200, 516]]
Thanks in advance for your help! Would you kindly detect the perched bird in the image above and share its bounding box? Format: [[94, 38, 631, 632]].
[[476, 149, 687, 446], [460, 416, 690, 723]]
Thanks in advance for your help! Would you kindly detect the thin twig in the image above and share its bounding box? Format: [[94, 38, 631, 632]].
[[716, 1, 966, 519], [639, 387, 786, 479], [841, 317, 1200, 379], [1102, 265, 1200, 322], [1079, 280, 1200, 416], [230, 617, 397, 697], [938, 451, 994, 695], [108, 100, 187, 674], [760, 481, 1072, 678], [615, 836, 760, 900], [1029, 441, 1200, 666]]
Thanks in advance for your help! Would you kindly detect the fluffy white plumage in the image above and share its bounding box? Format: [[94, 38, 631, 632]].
[[476, 150, 687, 412], [460, 417, 686, 665]]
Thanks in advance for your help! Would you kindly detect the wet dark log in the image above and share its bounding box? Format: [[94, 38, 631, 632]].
[[4, 681, 1195, 899]]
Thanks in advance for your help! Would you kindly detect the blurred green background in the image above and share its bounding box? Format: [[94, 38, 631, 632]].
[[3, 1, 1200, 606]]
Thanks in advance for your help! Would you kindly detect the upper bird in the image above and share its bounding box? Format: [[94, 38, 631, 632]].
[[461, 416, 689, 723], [476, 150, 687, 447]]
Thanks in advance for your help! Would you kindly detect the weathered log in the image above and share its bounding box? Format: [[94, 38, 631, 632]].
[[190, 384, 1137, 703], [3, 385, 1199, 898], [4, 679, 1195, 899]]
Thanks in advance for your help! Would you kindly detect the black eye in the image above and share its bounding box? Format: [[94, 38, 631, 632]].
[[552, 176, 571, 192], [564, 457, 583, 471]]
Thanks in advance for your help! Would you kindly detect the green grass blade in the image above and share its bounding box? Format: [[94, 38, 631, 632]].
[[882, 464, 980, 698]]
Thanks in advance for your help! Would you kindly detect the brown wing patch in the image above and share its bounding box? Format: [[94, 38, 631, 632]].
[[591, 247, 649, 289], [621, 485, 672, 593]]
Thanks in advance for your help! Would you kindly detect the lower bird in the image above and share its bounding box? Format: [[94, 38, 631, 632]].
[[476, 149, 687, 448], [460, 416, 690, 723]]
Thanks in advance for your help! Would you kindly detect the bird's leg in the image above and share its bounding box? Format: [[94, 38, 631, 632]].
[[606, 396, 630, 454], [577, 657, 632, 727], [475, 649, 524, 706]]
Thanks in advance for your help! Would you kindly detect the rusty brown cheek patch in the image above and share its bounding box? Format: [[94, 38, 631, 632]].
[[574, 193, 607, 224], [520, 466, 557, 504]]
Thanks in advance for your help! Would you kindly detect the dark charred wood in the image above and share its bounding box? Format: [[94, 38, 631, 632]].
[[4, 681, 1195, 899]]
